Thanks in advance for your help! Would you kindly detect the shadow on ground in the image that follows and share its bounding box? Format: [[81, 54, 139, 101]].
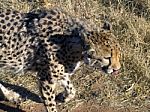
[[0, 81, 46, 112], [0, 102, 25, 112], [0, 81, 42, 103]]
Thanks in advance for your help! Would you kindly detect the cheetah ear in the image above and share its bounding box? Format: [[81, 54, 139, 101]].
[[101, 21, 112, 31]]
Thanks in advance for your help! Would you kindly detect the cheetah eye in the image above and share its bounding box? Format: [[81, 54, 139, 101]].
[[97, 58, 102, 61], [104, 57, 111, 60]]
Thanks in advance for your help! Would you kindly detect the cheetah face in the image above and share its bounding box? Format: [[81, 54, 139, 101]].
[[101, 48, 121, 75], [85, 30, 121, 75], [87, 43, 121, 75], [92, 45, 121, 75]]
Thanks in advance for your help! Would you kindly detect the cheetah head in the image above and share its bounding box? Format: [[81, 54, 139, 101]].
[[84, 23, 121, 75]]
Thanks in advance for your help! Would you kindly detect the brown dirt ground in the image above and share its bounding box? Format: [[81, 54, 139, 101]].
[[1, 100, 148, 112]]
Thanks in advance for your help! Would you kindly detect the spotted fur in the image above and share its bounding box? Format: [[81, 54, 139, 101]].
[[0, 8, 121, 112]]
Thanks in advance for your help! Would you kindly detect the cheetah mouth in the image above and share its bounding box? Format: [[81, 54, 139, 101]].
[[111, 70, 120, 75], [88, 59, 120, 75], [87, 59, 105, 73], [101, 66, 120, 75], [84, 54, 120, 75]]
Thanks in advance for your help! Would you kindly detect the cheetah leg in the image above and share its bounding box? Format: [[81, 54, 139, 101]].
[[0, 83, 22, 103], [56, 76, 76, 103], [38, 71, 57, 112]]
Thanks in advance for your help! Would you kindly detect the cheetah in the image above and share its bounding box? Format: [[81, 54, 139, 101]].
[[0, 8, 121, 112]]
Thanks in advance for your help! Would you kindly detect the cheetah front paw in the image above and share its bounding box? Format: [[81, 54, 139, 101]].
[[55, 92, 66, 103], [5, 90, 23, 104], [0, 83, 24, 104], [55, 92, 75, 104]]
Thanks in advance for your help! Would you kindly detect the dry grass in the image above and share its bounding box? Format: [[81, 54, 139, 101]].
[[0, 0, 150, 112]]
